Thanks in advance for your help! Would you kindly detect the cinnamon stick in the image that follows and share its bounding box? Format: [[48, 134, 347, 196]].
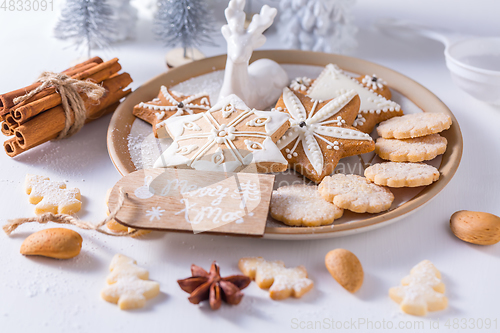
[[15, 73, 132, 150], [1, 122, 12, 136], [1, 114, 18, 136], [0, 56, 103, 115], [11, 59, 121, 124], [4, 137, 26, 157]]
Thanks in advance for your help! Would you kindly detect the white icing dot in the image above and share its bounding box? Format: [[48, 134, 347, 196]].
[[334, 146, 340, 150], [327, 145, 332, 149], [287, 154, 292, 159], [285, 148, 290, 153], [292, 152, 298, 157]]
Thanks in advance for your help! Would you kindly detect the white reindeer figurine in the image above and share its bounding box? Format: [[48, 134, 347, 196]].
[[218, 0, 288, 110]]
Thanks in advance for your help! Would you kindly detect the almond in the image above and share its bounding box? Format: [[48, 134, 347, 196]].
[[450, 210, 500, 245], [20, 228, 82, 259], [325, 249, 364, 293]]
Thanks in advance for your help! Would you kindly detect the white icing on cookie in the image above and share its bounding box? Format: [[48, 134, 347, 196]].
[[307, 65, 400, 120], [290, 77, 312, 92], [139, 86, 210, 123], [277, 88, 371, 175], [154, 94, 289, 172], [361, 74, 386, 91]]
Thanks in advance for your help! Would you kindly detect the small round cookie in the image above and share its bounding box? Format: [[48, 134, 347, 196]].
[[270, 184, 343, 227], [377, 113, 452, 139], [375, 134, 447, 162], [364, 162, 440, 187], [318, 174, 394, 213]]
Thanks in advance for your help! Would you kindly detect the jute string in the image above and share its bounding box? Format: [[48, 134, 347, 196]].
[[3, 188, 139, 237], [13, 71, 105, 139]]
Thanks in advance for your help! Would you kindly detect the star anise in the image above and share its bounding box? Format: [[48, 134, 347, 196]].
[[177, 261, 251, 310]]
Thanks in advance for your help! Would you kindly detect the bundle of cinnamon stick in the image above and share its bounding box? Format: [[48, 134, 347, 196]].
[[1, 56, 132, 157]]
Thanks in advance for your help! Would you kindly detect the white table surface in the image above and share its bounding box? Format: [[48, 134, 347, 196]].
[[1, 1, 500, 332]]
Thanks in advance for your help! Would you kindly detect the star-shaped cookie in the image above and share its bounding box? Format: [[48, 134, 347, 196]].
[[154, 94, 290, 173], [291, 64, 403, 134], [275, 87, 375, 183], [133, 86, 211, 137]]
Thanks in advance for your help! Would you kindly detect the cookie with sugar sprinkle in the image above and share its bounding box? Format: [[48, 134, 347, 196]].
[[389, 260, 448, 316], [364, 162, 440, 187], [25, 174, 81, 215], [375, 134, 447, 162], [238, 257, 314, 300], [318, 174, 394, 213], [101, 254, 160, 310], [270, 184, 343, 227], [377, 113, 452, 139]]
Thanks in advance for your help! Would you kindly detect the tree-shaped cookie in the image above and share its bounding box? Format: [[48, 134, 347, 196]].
[[101, 254, 160, 310], [389, 260, 448, 316], [238, 257, 314, 300], [275, 88, 374, 183], [25, 174, 81, 215], [133, 86, 211, 138], [305, 64, 403, 134], [154, 94, 290, 173]]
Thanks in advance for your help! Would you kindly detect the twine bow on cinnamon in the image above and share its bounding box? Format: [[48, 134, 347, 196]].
[[13, 71, 106, 139], [3, 188, 140, 237]]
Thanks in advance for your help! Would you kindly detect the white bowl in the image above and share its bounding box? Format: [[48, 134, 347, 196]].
[[445, 37, 500, 105]]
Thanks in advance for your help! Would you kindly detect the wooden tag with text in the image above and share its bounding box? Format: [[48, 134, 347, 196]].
[[107, 168, 275, 236]]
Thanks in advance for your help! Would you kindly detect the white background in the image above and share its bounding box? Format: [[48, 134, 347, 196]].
[[1, 1, 500, 332]]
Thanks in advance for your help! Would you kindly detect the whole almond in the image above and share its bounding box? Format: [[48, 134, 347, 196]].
[[325, 249, 364, 293], [20, 228, 83, 259], [450, 210, 500, 245]]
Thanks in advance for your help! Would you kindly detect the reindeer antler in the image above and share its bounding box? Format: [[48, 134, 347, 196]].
[[222, 0, 277, 49], [222, 0, 247, 37]]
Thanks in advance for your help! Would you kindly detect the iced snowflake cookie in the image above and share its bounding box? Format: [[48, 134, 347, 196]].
[[306, 64, 402, 134], [377, 113, 452, 139], [133, 86, 210, 138], [318, 174, 394, 213], [389, 260, 448, 316], [275, 87, 374, 183], [270, 185, 343, 227], [154, 94, 290, 173], [364, 162, 440, 187], [375, 134, 447, 162], [101, 254, 160, 310], [238, 257, 314, 300], [25, 174, 81, 215]]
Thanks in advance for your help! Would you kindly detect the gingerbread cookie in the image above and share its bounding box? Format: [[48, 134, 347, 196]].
[[318, 174, 394, 213], [154, 94, 290, 173], [238, 257, 314, 300], [365, 162, 440, 187], [377, 113, 452, 139], [25, 174, 81, 215], [133, 86, 211, 137], [270, 184, 343, 227], [389, 260, 447, 316], [275, 87, 374, 183], [306, 64, 402, 133], [375, 134, 447, 162], [101, 254, 160, 310]]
